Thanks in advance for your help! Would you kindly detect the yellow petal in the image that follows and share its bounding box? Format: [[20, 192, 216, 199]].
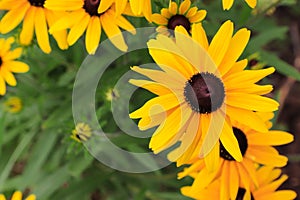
[[44, 0, 83, 10], [151, 13, 168, 25], [128, 79, 172, 96], [20, 6, 35, 45], [115, 15, 136, 34], [219, 28, 251, 76], [245, 0, 257, 8], [35, 8, 51, 53], [130, 0, 142, 15], [186, 7, 197, 18], [226, 93, 279, 112], [168, 1, 178, 15], [247, 131, 293, 146], [101, 10, 127, 52], [1, 67, 17, 86], [258, 190, 297, 200], [189, 10, 207, 23], [179, 0, 191, 15], [6, 61, 30, 73], [115, 0, 127, 16], [229, 162, 239, 200], [98, 0, 113, 14], [220, 162, 230, 200], [192, 23, 209, 50], [25, 194, 36, 200], [0, 2, 30, 34], [85, 16, 101, 54], [208, 20, 233, 67], [68, 13, 90, 46], [11, 191, 22, 200], [0, 0, 24, 10], [160, 8, 171, 18], [204, 141, 220, 172], [247, 147, 288, 167], [219, 116, 243, 162], [0, 76, 6, 95], [222, 0, 234, 10], [2, 48, 22, 61]]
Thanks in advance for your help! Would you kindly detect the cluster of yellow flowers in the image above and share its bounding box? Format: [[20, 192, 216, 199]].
[[0, 0, 297, 199]]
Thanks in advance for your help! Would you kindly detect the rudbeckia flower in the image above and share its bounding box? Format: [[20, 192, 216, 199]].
[[129, 21, 279, 169], [181, 166, 297, 200], [151, 0, 206, 35], [222, 0, 257, 10], [0, 191, 36, 200], [0, 37, 29, 95], [45, 0, 136, 54], [0, 0, 68, 54], [178, 112, 293, 199], [71, 122, 92, 143], [4, 96, 22, 113]]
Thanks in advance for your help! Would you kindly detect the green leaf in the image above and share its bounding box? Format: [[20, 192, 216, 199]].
[[260, 51, 300, 81]]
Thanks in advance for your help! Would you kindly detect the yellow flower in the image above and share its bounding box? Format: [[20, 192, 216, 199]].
[[222, 0, 257, 10], [45, 0, 136, 54], [178, 112, 293, 199], [128, 0, 152, 22], [71, 122, 92, 143], [151, 0, 206, 35], [4, 96, 22, 113], [0, 191, 36, 200], [181, 166, 297, 200], [129, 21, 279, 170], [0, 0, 68, 54], [0, 37, 29, 95]]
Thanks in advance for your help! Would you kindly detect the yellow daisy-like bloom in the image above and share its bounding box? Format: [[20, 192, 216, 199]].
[[222, 0, 257, 10], [181, 166, 297, 200], [45, 0, 136, 54], [129, 21, 279, 169], [151, 0, 206, 35], [178, 113, 293, 199], [0, 0, 68, 54], [4, 96, 22, 113], [71, 122, 92, 143], [0, 37, 29, 95], [0, 191, 36, 200]]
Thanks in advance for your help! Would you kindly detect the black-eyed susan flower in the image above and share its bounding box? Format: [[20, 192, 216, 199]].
[[181, 166, 297, 200], [129, 21, 279, 170], [222, 0, 257, 10], [71, 122, 92, 143], [0, 0, 68, 54], [0, 37, 29, 95], [0, 191, 36, 200], [45, 0, 136, 54], [177, 113, 293, 199], [128, 0, 152, 22], [151, 0, 206, 35], [4, 96, 22, 113]]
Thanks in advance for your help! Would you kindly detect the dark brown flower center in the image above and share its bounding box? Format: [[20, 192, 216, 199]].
[[184, 72, 225, 113], [220, 127, 248, 161], [84, 0, 101, 16], [236, 188, 254, 200], [28, 0, 45, 7], [167, 14, 191, 32], [0, 57, 2, 67]]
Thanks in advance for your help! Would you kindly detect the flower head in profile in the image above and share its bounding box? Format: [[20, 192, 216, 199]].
[[181, 166, 297, 200], [178, 112, 293, 199], [151, 0, 206, 35], [71, 122, 92, 143], [129, 21, 279, 170], [222, 0, 257, 10], [4, 96, 22, 113], [0, 0, 68, 54], [0, 37, 29, 95], [45, 0, 136, 54], [0, 191, 36, 200]]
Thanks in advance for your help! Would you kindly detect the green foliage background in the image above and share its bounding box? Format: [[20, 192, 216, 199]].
[[1, 0, 300, 199]]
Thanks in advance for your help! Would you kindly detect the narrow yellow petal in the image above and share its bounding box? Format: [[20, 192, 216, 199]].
[[0, 76, 6, 95], [25, 194, 36, 200], [128, 79, 172, 96], [222, 0, 234, 10], [68, 13, 90, 46], [115, 15, 136, 34], [220, 162, 230, 200], [98, 0, 113, 14], [247, 131, 293, 146], [192, 23, 209, 50], [226, 93, 279, 112], [208, 20, 233, 67], [204, 141, 220, 172], [6, 61, 30, 73], [85, 16, 101, 54], [2, 48, 22, 61], [101, 10, 127, 52], [161, 8, 171, 18], [189, 10, 207, 23], [179, 0, 191, 15], [168, 1, 178, 15], [20, 6, 35, 45], [35, 8, 51, 53], [11, 191, 22, 200], [186, 7, 197, 18], [0, 0, 24, 10], [1, 67, 17, 86], [130, 0, 142, 15], [229, 162, 239, 199], [258, 191, 297, 200], [247, 147, 288, 167], [151, 13, 168, 25], [0, 2, 30, 34], [245, 0, 257, 8]]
